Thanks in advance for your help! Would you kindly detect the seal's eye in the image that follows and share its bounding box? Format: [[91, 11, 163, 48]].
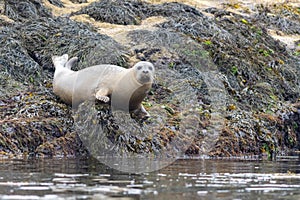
[[137, 66, 142, 70], [148, 66, 153, 71]]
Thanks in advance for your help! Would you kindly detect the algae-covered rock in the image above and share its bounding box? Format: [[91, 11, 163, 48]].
[[0, 0, 125, 157], [73, 0, 149, 25], [4, 0, 53, 21], [0, 0, 299, 158]]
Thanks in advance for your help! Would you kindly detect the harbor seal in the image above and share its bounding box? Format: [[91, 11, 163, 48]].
[[52, 54, 155, 118]]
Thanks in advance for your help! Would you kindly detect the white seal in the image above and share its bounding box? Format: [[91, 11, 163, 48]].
[[52, 54, 154, 117]]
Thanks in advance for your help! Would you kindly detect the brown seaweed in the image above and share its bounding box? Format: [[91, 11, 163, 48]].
[[0, 0, 299, 158]]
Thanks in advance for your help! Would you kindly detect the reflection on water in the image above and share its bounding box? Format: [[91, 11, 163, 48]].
[[0, 157, 299, 199]]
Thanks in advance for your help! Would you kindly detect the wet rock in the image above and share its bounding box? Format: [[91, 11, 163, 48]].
[[0, 0, 299, 158], [74, 1, 204, 25], [73, 0, 150, 25], [254, 3, 300, 34], [4, 0, 53, 21]]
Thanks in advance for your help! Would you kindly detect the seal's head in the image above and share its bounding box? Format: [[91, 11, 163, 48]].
[[133, 61, 155, 84]]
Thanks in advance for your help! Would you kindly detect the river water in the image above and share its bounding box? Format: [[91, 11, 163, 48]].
[[0, 157, 299, 199]]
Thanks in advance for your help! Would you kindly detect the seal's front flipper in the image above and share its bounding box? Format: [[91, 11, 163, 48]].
[[95, 88, 110, 103], [131, 105, 150, 120], [140, 105, 150, 118]]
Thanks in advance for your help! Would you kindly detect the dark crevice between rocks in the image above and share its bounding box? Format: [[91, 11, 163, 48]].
[[48, 0, 64, 8]]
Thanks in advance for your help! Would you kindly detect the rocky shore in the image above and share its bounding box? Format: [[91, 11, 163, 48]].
[[0, 0, 299, 158]]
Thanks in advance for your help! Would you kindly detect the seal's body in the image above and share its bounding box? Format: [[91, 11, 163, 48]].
[[52, 54, 154, 117]]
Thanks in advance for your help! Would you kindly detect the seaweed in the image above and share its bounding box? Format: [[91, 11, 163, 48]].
[[0, 16, 126, 84], [73, 1, 203, 25], [73, 0, 150, 25], [1, 0, 300, 158], [0, 0, 126, 156], [254, 3, 300, 34], [4, 0, 53, 21]]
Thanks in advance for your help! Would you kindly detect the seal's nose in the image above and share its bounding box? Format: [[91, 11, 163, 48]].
[[143, 70, 149, 74]]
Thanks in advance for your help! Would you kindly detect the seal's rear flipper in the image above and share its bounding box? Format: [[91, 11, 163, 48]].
[[52, 54, 69, 68], [65, 57, 78, 70]]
